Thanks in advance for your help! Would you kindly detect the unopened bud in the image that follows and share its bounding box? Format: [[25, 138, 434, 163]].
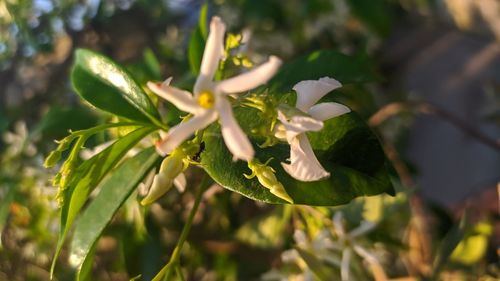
[[159, 152, 185, 179], [245, 159, 294, 204], [141, 152, 187, 205], [141, 174, 174, 205]]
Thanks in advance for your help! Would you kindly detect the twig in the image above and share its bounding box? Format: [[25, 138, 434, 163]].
[[369, 101, 500, 151]]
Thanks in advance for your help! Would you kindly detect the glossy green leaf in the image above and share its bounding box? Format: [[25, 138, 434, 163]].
[[201, 109, 394, 206], [71, 148, 159, 280], [269, 50, 380, 92], [71, 49, 161, 125], [51, 127, 155, 277]]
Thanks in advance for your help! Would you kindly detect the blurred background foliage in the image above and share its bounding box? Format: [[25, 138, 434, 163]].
[[0, 0, 499, 280]]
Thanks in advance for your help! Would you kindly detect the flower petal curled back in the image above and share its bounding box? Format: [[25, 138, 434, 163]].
[[281, 134, 330, 181], [216, 98, 254, 161], [293, 77, 342, 112], [216, 56, 282, 94], [308, 102, 351, 121], [194, 16, 226, 95], [147, 81, 200, 114], [277, 111, 323, 141], [155, 110, 218, 156]]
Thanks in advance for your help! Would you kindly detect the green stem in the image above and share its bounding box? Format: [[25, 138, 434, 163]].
[[69, 121, 149, 136], [152, 174, 211, 281]]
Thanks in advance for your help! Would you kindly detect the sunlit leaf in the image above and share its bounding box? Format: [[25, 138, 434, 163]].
[[51, 127, 155, 277], [201, 109, 394, 206], [70, 148, 159, 280], [71, 49, 162, 126]]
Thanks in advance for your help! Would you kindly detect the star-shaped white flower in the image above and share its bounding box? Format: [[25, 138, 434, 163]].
[[275, 77, 350, 181], [332, 212, 383, 281], [147, 16, 281, 161]]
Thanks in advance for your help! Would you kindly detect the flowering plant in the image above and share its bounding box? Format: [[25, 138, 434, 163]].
[[44, 14, 395, 280]]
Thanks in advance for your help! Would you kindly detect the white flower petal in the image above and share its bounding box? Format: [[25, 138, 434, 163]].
[[147, 81, 200, 114], [141, 173, 173, 205], [173, 173, 187, 193], [216, 56, 282, 94], [308, 102, 351, 121], [194, 16, 226, 95], [277, 110, 323, 141], [216, 97, 254, 161], [349, 221, 376, 239], [353, 245, 379, 265], [341, 248, 352, 281], [281, 134, 329, 181], [155, 110, 218, 156], [293, 77, 342, 112], [333, 212, 346, 238]]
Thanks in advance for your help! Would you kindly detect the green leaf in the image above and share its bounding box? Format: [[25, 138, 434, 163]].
[[70, 148, 159, 280], [188, 25, 206, 75], [201, 109, 394, 206], [235, 205, 291, 248], [35, 106, 98, 138], [71, 49, 161, 125], [51, 126, 155, 277], [450, 221, 492, 265], [188, 2, 209, 75], [0, 185, 15, 247], [269, 50, 380, 92], [432, 212, 468, 277], [346, 0, 392, 37], [198, 1, 209, 39]]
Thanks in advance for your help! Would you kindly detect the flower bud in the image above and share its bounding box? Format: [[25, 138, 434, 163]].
[[246, 159, 293, 204], [141, 152, 187, 205], [141, 174, 173, 206]]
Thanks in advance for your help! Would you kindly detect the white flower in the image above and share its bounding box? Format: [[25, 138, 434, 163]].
[[147, 16, 281, 161], [275, 77, 350, 181], [332, 212, 383, 281]]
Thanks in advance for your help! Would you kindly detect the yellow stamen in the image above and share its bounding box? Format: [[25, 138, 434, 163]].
[[197, 91, 215, 109]]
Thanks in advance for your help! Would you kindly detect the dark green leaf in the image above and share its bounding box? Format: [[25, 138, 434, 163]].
[[71, 148, 159, 280], [432, 212, 468, 277], [201, 108, 394, 206], [269, 50, 380, 92], [71, 49, 161, 125], [346, 0, 392, 36], [188, 27, 205, 75], [51, 127, 155, 277], [35, 106, 98, 138]]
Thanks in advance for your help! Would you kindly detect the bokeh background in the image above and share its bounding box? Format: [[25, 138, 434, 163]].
[[0, 0, 499, 280]]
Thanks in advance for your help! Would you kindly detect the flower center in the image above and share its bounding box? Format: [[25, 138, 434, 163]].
[[197, 91, 215, 109]]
